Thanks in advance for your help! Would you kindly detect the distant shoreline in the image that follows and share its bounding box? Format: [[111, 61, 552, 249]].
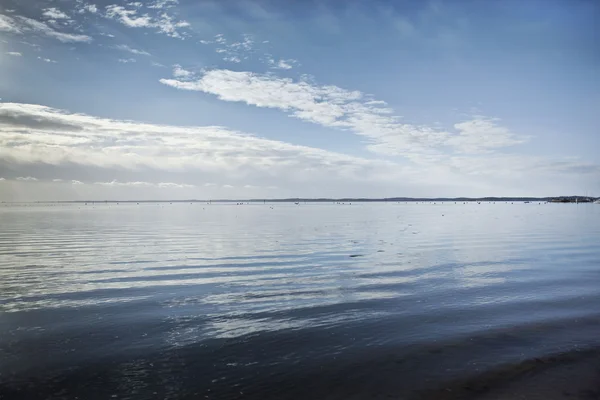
[[2, 196, 597, 204]]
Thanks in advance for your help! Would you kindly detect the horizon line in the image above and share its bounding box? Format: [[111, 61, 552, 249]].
[[2, 195, 598, 204]]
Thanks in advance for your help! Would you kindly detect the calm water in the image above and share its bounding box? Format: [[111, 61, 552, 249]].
[[1, 202, 599, 399]]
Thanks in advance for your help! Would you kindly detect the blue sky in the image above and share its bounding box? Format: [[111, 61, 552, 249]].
[[1, 0, 599, 200]]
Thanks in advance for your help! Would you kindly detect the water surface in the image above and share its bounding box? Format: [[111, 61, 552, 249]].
[[1, 202, 599, 399]]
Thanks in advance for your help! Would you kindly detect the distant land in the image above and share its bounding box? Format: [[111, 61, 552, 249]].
[[9, 196, 598, 204]]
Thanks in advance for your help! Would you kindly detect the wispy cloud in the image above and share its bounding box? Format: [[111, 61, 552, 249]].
[[105, 5, 152, 28], [94, 180, 194, 188], [210, 33, 255, 63], [448, 118, 525, 154], [160, 69, 525, 157], [148, 0, 179, 9], [16, 176, 38, 181], [1, 102, 595, 198], [38, 56, 58, 63], [42, 8, 70, 20], [223, 56, 241, 63], [0, 102, 401, 189], [267, 58, 297, 70], [118, 58, 136, 63], [71, 179, 84, 185], [0, 14, 20, 33], [157, 182, 195, 188], [172, 64, 192, 78], [0, 14, 92, 42], [6, 51, 22, 56], [113, 44, 150, 56], [78, 3, 98, 14], [104, 4, 190, 39]]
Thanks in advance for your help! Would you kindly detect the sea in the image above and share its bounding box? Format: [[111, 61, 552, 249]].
[[1, 202, 599, 399]]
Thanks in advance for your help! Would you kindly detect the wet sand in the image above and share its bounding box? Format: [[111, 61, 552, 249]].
[[422, 349, 600, 400]]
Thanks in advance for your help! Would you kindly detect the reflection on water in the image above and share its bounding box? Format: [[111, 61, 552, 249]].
[[1, 202, 599, 399]]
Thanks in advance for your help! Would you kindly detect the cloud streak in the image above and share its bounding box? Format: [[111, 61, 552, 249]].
[[42, 8, 70, 20], [94, 180, 195, 188], [104, 4, 190, 38], [1, 102, 596, 200], [160, 69, 525, 157], [0, 102, 401, 189], [113, 44, 151, 56], [0, 13, 92, 42]]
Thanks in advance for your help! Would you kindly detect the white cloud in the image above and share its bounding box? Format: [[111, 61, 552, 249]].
[[16, 176, 38, 181], [6, 51, 22, 56], [42, 8, 70, 20], [99, 32, 115, 38], [268, 58, 297, 70], [172, 64, 192, 78], [93, 180, 193, 188], [365, 100, 387, 106], [229, 34, 254, 51], [148, 0, 179, 9], [95, 180, 153, 187], [52, 178, 63, 182], [157, 182, 195, 188], [1, 102, 596, 198], [214, 34, 226, 44], [151, 61, 166, 67], [448, 117, 526, 154], [153, 13, 190, 38], [0, 14, 21, 33], [118, 58, 136, 63], [78, 4, 98, 14], [113, 44, 150, 56], [223, 56, 241, 63], [0, 177, 5, 181], [160, 69, 527, 157], [71, 180, 84, 185], [37, 56, 57, 63], [210, 34, 255, 63], [0, 103, 398, 187], [222, 184, 234, 189], [275, 60, 293, 69], [105, 5, 152, 28], [104, 4, 189, 38], [0, 14, 92, 42]]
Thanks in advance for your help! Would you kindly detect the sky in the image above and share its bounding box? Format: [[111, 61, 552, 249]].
[[0, 0, 599, 201]]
